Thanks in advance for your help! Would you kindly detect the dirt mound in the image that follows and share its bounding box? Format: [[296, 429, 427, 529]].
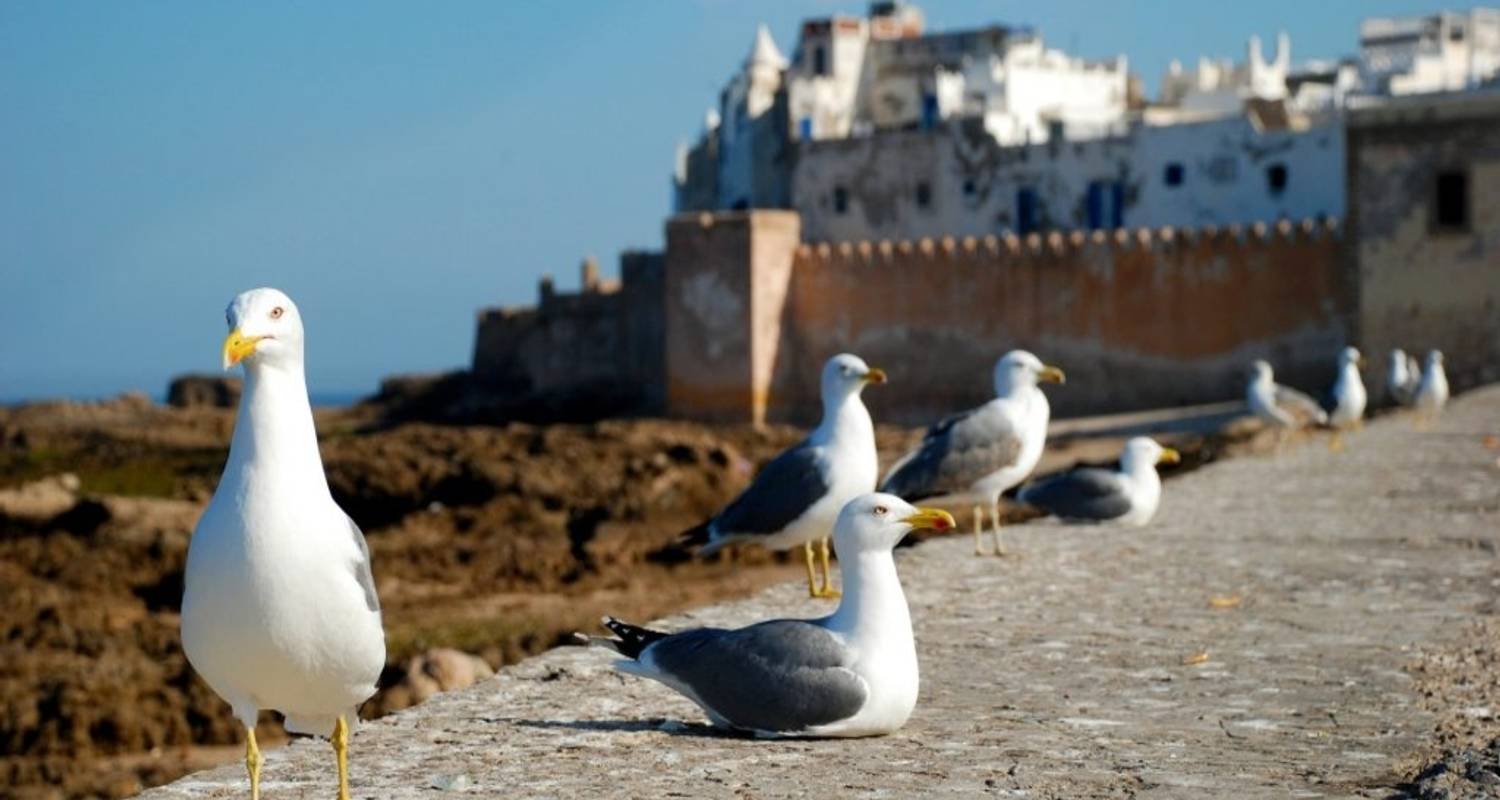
[[0, 403, 816, 798]]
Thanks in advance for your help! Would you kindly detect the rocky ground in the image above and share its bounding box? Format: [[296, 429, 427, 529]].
[[136, 385, 1500, 800], [0, 390, 1239, 799]]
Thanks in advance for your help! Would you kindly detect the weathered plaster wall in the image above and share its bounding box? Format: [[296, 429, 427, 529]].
[[770, 222, 1348, 424], [472, 253, 665, 415], [1348, 92, 1500, 397], [658, 211, 1348, 425], [792, 115, 1343, 245], [662, 211, 802, 423]]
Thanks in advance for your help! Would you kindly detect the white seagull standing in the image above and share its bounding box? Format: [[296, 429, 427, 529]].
[[1246, 359, 1327, 451], [1018, 437, 1180, 527], [584, 494, 953, 737], [879, 350, 1064, 557], [687, 353, 885, 598], [182, 288, 384, 800], [1387, 348, 1421, 407], [1324, 346, 1368, 451], [1413, 349, 1450, 428]]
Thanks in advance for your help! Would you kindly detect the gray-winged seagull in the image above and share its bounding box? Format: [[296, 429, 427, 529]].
[[686, 353, 885, 598], [1018, 437, 1179, 526], [878, 350, 1064, 557], [584, 494, 953, 737]]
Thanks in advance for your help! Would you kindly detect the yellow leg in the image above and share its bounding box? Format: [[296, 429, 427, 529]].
[[972, 505, 985, 556], [990, 499, 1006, 557], [1328, 431, 1344, 452], [245, 727, 261, 800], [813, 538, 840, 598], [333, 715, 350, 800], [802, 541, 819, 597]]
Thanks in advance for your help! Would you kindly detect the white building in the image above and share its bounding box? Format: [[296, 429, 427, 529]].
[[1360, 9, 1500, 95], [1160, 33, 1291, 116], [672, 3, 1499, 243]]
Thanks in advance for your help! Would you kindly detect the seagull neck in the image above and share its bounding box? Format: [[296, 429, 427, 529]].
[[814, 391, 872, 448], [227, 363, 329, 492], [826, 549, 910, 640]]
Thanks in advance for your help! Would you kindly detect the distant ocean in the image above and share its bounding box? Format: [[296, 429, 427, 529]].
[[0, 390, 369, 409]]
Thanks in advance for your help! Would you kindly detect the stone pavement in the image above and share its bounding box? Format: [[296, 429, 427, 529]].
[[143, 388, 1500, 799]]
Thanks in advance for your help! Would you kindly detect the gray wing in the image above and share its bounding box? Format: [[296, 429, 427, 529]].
[[712, 440, 830, 537], [880, 405, 1023, 501], [645, 619, 867, 733], [345, 515, 380, 613], [1274, 384, 1328, 425], [1018, 468, 1132, 521]]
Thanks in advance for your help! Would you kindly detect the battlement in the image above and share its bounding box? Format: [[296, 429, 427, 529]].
[[794, 217, 1343, 264]]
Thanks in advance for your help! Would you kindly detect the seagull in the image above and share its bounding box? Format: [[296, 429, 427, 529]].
[[879, 350, 1063, 557], [582, 494, 953, 737], [1323, 346, 1367, 451], [1246, 359, 1327, 451], [1413, 349, 1449, 428], [1018, 437, 1180, 526], [1387, 348, 1420, 407], [686, 353, 885, 598], [182, 288, 384, 800]]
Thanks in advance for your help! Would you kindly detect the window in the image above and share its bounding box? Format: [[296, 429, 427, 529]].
[[920, 93, 938, 130], [833, 187, 849, 215], [1266, 163, 1289, 195], [1164, 163, 1185, 187], [813, 45, 827, 76], [915, 182, 932, 209], [1434, 170, 1470, 232], [799, 117, 813, 140], [1016, 187, 1039, 234], [962, 178, 977, 196]]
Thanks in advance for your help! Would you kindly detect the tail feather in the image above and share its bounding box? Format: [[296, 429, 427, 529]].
[[583, 616, 671, 660], [676, 519, 711, 549]]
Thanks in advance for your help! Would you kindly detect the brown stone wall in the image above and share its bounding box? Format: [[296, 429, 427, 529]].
[[662, 211, 801, 423], [770, 222, 1348, 424], [1348, 93, 1500, 397]]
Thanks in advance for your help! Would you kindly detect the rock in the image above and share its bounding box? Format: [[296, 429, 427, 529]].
[[365, 648, 494, 717], [0, 473, 81, 525], [165, 375, 241, 409]]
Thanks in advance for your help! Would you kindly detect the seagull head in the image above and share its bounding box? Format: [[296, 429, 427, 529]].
[[834, 492, 955, 553], [1249, 359, 1275, 385], [1426, 349, 1445, 369], [222, 288, 305, 373], [821, 353, 886, 403], [1389, 348, 1407, 369], [1339, 346, 1364, 369], [1122, 436, 1179, 473], [993, 350, 1064, 397]]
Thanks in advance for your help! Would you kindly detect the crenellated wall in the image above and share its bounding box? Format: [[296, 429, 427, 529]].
[[771, 220, 1349, 423], [659, 211, 1350, 425]]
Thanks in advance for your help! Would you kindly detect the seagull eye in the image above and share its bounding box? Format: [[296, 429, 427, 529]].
[[270, 306, 284, 320], [873, 505, 888, 517]]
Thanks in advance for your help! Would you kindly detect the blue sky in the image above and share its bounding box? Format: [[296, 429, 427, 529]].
[[0, 1, 1457, 401]]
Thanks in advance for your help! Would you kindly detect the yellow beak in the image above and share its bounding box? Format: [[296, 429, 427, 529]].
[[222, 328, 264, 370], [1158, 447, 1181, 465], [902, 507, 956, 532], [1038, 365, 1066, 384], [864, 367, 888, 385]]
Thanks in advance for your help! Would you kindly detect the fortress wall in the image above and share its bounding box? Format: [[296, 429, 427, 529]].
[[772, 220, 1348, 424]]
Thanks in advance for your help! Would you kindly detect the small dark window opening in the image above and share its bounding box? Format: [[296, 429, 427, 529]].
[[833, 186, 849, 214], [813, 45, 827, 76], [1164, 163, 1185, 187], [962, 178, 977, 196], [1266, 163, 1289, 195], [1434, 170, 1469, 231], [1016, 187, 1039, 235], [915, 182, 932, 208], [731, 198, 749, 211]]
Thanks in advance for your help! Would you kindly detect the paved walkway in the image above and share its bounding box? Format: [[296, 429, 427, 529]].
[[144, 389, 1500, 799]]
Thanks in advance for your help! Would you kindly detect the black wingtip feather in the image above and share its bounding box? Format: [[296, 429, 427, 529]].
[[601, 616, 671, 660]]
